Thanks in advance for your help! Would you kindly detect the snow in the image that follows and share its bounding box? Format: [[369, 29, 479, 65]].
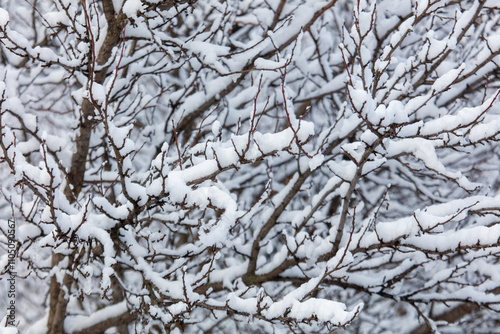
[[357, 195, 500, 249], [406, 224, 500, 252], [227, 293, 259, 315], [431, 64, 465, 92], [263, 275, 363, 323], [44, 12, 70, 27], [420, 93, 498, 136], [377, 0, 412, 17], [2, 0, 500, 332], [485, 0, 500, 8], [254, 58, 287, 70], [125, 179, 147, 205], [386, 137, 478, 190], [328, 160, 356, 181], [185, 41, 230, 64], [0, 8, 9, 27], [470, 116, 500, 142], [92, 197, 130, 219], [0, 327, 19, 334], [453, 2, 480, 40], [360, 130, 379, 145], [177, 75, 237, 118], [253, 7, 274, 27], [112, 0, 125, 12], [415, 0, 429, 17], [342, 141, 365, 164], [64, 301, 130, 333], [308, 154, 324, 171], [122, 0, 143, 19], [209, 261, 248, 287], [349, 88, 374, 113], [211, 120, 221, 137]]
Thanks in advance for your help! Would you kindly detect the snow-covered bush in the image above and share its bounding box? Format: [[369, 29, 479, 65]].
[[1, 0, 499, 333]]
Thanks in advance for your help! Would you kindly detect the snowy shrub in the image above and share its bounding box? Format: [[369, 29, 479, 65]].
[[0, 0, 499, 333]]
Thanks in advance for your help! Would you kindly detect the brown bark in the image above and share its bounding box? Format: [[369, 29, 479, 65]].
[[46, 253, 62, 329], [64, 0, 123, 200], [48, 266, 74, 334], [71, 309, 136, 334], [410, 287, 500, 334], [49, 0, 124, 333], [410, 304, 478, 334]]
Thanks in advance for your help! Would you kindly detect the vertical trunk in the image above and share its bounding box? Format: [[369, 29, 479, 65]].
[[47, 1, 123, 333]]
